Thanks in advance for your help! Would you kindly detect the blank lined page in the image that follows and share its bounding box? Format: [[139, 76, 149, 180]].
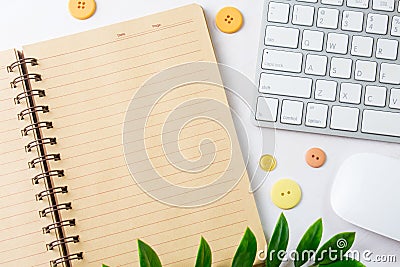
[[24, 5, 266, 266], [0, 50, 57, 266]]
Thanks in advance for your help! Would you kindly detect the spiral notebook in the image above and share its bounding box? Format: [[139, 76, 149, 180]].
[[0, 4, 266, 267]]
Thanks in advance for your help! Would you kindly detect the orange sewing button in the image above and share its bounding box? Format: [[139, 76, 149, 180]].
[[216, 7, 243, 34], [305, 148, 326, 168], [69, 0, 97, 20]]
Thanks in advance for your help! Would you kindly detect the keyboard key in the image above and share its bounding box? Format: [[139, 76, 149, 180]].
[[317, 8, 339, 29], [298, 0, 317, 2], [355, 60, 377, 82], [326, 33, 349, 54], [342, 11, 364, 32], [259, 73, 312, 98], [281, 100, 304, 125], [302, 30, 324, 51], [391, 16, 400, 36], [347, 0, 369, 8], [305, 103, 329, 128], [389, 89, 400, 109], [265, 26, 300, 48], [322, 0, 344, 5], [351, 36, 373, 57], [305, 54, 328, 76], [372, 0, 395, 11], [330, 57, 352, 79], [268, 2, 290, 23], [365, 86, 387, 107], [380, 63, 400, 84], [315, 80, 337, 101], [340, 83, 362, 104], [366, 13, 389, 34], [262, 49, 303, 73], [331, 106, 360, 131], [292, 5, 315, 26], [256, 97, 279, 122], [376, 39, 399, 60], [362, 110, 400, 137]]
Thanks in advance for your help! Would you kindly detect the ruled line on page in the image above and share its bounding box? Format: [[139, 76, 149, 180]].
[[40, 31, 196, 71], [44, 40, 199, 80], [72, 167, 234, 209], [87, 220, 245, 264], [85, 210, 243, 255], [79, 199, 242, 233], [84, 215, 244, 250], [49, 78, 210, 116], [39, 19, 194, 61], [118, 232, 242, 266], [45, 49, 200, 90], [77, 186, 239, 224], [49, 84, 209, 121]]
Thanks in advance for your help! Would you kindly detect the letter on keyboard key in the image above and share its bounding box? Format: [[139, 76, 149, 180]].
[[259, 73, 312, 98], [302, 30, 324, 51], [351, 36, 373, 57], [340, 83, 362, 104], [306, 103, 328, 128], [326, 33, 349, 54], [347, 0, 369, 8], [256, 97, 279, 122], [305, 54, 328, 76], [355, 60, 377, 82], [389, 89, 400, 109], [265, 26, 299, 48], [330, 57, 352, 79], [315, 80, 337, 101], [365, 86, 387, 107], [331, 106, 360, 131], [262, 49, 303, 73], [362, 110, 400, 137], [376, 39, 399, 60], [380, 63, 400, 84]]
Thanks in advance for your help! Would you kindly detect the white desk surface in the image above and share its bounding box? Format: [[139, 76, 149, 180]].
[[1, 1, 399, 266]]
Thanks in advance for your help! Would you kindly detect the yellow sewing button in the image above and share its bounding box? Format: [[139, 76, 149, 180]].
[[271, 179, 302, 210], [259, 154, 277, 172], [69, 0, 97, 20], [216, 7, 243, 34]]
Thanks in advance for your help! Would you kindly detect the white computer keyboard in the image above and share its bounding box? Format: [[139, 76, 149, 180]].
[[255, 0, 400, 143]]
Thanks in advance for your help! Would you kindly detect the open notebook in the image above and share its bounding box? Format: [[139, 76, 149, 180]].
[[0, 4, 266, 266]]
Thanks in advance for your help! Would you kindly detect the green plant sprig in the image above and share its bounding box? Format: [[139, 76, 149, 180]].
[[102, 213, 366, 267]]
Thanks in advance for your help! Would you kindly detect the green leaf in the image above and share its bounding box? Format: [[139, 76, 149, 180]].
[[232, 227, 258, 267], [319, 257, 366, 267], [195, 237, 212, 267], [102, 265, 110, 267], [137, 239, 162, 267], [294, 218, 323, 267], [314, 232, 355, 265], [266, 213, 289, 267]]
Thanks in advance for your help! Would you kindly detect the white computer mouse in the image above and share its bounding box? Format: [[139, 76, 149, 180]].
[[331, 153, 400, 242]]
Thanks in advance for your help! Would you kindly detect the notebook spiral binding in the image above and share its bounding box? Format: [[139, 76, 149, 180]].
[[8, 57, 83, 266]]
